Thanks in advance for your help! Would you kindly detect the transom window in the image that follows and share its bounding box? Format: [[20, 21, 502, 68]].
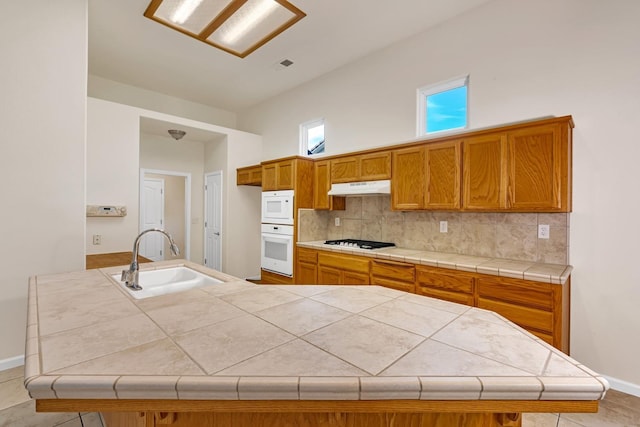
[[417, 75, 469, 136], [300, 118, 325, 156]]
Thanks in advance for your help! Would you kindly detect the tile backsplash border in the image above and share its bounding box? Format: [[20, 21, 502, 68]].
[[298, 196, 569, 265]]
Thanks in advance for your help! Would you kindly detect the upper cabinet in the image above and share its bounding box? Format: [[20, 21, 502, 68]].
[[392, 141, 461, 210], [262, 159, 294, 191], [313, 160, 345, 210], [330, 151, 391, 183], [462, 119, 572, 212], [236, 164, 262, 186]]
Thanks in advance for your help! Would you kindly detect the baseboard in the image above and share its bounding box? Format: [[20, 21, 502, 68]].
[[0, 355, 24, 372], [604, 375, 640, 398]]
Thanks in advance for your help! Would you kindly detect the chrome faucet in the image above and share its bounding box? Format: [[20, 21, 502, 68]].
[[121, 228, 180, 291]]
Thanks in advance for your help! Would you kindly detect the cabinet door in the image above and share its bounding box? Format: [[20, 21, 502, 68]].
[[276, 160, 295, 190], [462, 134, 508, 210], [330, 156, 360, 183], [391, 146, 425, 210], [425, 141, 461, 209], [237, 165, 262, 186], [297, 262, 318, 284], [360, 151, 391, 181], [507, 123, 564, 210], [318, 265, 342, 284], [262, 163, 277, 191], [313, 160, 345, 210]]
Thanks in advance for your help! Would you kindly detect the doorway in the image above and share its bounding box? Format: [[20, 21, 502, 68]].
[[139, 168, 192, 261], [204, 171, 222, 270]]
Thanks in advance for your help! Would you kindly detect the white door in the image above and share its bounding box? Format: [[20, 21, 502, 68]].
[[205, 172, 222, 270], [140, 178, 164, 261]]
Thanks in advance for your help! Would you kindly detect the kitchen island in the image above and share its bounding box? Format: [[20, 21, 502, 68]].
[[25, 260, 607, 427]]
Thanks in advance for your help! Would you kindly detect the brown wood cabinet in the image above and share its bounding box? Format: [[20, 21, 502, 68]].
[[295, 247, 569, 352], [330, 151, 391, 183], [391, 146, 425, 210], [261, 269, 294, 285], [416, 265, 475, 306], [476, 274, 569, 350], [236, 164, 262, 186], [462, 118, 572, 212], [313, 160, 345, 210], [296, 247, 318, 284], [392, 141, 461, 210], [262, 159, 295, 191], [317, 251, 370, 285], [370, 259, 415, 293]]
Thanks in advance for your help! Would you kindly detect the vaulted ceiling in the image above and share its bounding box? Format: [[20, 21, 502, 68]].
[[89, 0, 493, 112]]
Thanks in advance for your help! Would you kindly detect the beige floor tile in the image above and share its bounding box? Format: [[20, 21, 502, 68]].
[[557, 417, 584, 426], [0, 366, 23, 384], [0, 377, 31, 411], [522, 412, 559, 426], [0, 400, 78, 427], [54, 418, 83, 427], [79, 413, 104, 427]]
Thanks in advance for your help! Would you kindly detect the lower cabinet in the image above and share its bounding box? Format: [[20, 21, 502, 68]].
[[317, 252, 370, 285], [260, 269, 294, 285], [415, 265, 475, 305], [294, 247, 569, 353], [370, 259, 415, 293]]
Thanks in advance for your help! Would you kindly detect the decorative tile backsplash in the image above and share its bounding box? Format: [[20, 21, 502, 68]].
[[298, 196, 569, 265]]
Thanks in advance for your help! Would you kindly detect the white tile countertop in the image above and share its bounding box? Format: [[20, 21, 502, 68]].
[[24, 260, 605, 401], [297, 241, 573, 284]]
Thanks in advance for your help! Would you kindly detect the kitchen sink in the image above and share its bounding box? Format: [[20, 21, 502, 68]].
[[112, 266, 223, 299]]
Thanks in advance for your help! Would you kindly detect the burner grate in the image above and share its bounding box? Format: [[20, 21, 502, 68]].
[[324, 239, 395, 250]]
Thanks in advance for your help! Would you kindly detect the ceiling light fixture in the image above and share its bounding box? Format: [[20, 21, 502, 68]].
[[144, 0, 306, 58], [168, 129, 186, 140]]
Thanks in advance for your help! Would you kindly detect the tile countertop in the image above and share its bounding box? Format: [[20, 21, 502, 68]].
[[24, 260, 606, 402], [298, 241, 573, 285]]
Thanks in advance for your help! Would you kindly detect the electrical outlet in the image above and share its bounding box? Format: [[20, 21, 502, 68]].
[[538, 224, 550, 239], [93, 234, 102, 245], [335, 217, 341, 227], [440, 221, 448, 233]]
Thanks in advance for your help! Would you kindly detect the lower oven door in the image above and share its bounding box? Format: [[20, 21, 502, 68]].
[[261, 230, 294, 277]]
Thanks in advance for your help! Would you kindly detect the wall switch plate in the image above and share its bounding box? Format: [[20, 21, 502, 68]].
[[335, 217, 341, 227], [440, 221, 448, 233], [538, 224, 550, 239], [93, 234, 102, 245]]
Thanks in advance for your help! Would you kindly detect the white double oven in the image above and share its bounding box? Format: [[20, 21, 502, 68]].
[[260, 190, 294, 277]]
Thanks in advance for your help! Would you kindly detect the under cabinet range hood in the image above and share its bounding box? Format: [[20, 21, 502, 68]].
[[328, 179, 391, 196]]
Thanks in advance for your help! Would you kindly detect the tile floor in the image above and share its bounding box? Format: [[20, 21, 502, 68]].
[[1, 365, 639, 426]]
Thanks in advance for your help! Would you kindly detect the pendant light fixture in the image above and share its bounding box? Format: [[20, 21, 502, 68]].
[[144, 0, 306, 58]]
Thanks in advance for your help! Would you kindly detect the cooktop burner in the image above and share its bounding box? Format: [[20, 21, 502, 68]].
[[324, 239, 396, 250]]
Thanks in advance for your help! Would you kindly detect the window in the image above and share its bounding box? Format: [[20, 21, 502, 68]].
[[300, 118, 325, 156], [417, 75, 468, 136]]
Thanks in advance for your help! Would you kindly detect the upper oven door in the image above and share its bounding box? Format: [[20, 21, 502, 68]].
[[261, 190, 294, 225]]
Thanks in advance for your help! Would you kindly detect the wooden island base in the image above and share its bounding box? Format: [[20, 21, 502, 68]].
[[38, 399, 599, 427]]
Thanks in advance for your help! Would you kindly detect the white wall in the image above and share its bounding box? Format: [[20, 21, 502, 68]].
[[0, 1, 87, 363], [205, 136, 263, 279], [87, 98, 263, 279], [89, 75, 238, 129], [238, 0, 640, 391], [140, 134, 206, 263]]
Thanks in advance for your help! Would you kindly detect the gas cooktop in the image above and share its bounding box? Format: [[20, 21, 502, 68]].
[[324, 239, 396, 250]]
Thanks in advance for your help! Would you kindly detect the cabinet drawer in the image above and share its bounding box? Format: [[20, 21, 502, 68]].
[[371, 259, 415, 283], [318, 252, 370, 274], [476, 276, 553, 311], [416, 266, 474, 294], [478, 297, 553, 334], [416, 286, 474, 306], [297, 247, 317, 263], [371, 276, 415, 294]]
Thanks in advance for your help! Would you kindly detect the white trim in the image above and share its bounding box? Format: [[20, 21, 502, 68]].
[[139, 168, 192, 261], [604, 375, 640, 398], [0, 355, 24, 372], [204, 171, 223, 270], [416, 74, 469, 137], [299, 117, 325, 156]]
